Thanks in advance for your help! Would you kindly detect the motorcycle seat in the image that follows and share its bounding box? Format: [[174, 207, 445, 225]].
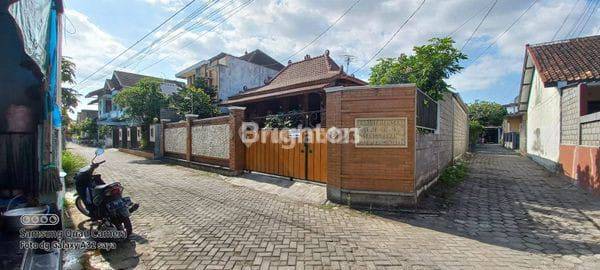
[[93, 184, 110, 191]]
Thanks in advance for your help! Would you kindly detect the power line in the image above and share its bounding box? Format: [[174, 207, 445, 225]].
[[352, 0, 426, 74], [471, 0, 539, 63], [447, 4, 489, 38], [234, 0, 362, 71], [577, 0, 599, 36], [286, 0, 361, 61], [120, 0, 221, 69], [565, 0, 593, 38], [121, 0, 227, 69], [139, 0, 255, 72], [552, 0, 581, 41], [129, 0, 235, 69], [461, 0, 497, 51], [77, 0, 198, 86]]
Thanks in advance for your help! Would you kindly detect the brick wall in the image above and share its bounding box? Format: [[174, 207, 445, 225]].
[[561, 85, 580, 145], [325, 86, 469, 208], [326, 85, 416, 208], [327, 85, 416, 194], [452, 96, 469, 159], [415, 92, 465, 191]]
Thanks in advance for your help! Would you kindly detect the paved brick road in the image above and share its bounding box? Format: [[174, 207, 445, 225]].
[[69, 144, 600, 269]]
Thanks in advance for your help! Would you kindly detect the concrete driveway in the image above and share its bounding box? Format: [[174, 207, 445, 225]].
[[67, 143, 600, 269]]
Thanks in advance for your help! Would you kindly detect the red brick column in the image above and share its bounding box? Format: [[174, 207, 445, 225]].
[[228, 107, 246, 175], [326, 91, 342, 192]]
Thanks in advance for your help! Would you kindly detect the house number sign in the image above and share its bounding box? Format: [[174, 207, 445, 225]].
[[355, 117, 407, 148]]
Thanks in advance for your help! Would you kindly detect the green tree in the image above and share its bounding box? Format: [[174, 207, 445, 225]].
[[114, 78, 168, 147], [469, 120, 484, 145], [369, 37, 467, 100], [61, 57, 81, 127], [72, 118, 97, 139], [168, 86, 219, 119], [468, 100, 507, 126], [61, 56, 77, 84], [192, 77, 218, 100]]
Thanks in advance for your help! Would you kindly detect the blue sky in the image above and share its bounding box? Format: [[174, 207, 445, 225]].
[[62, 0, 600, 116]]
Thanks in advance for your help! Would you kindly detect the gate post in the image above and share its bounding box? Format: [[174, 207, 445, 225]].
[[228, 107, 246, 175], [152, 123, 162, 159], [185, 114, 197, 162], [160, 119, 169, 158]]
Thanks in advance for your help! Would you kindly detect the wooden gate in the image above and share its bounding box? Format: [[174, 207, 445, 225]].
[[245, 129, 327, 183]]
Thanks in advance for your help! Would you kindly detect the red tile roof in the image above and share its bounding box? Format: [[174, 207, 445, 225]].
[[527, 35, 600, 85], [224, 51, 365, 105]]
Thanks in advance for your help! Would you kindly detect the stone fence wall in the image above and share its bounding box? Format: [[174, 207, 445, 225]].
[[160, 107, 246, 174]]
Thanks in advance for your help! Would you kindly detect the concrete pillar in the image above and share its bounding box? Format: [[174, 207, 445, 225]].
[[228, 107, 246, 175], [185, 114, 198, 162], [160, 119, 170, 158], [152, 123, 162, 159]]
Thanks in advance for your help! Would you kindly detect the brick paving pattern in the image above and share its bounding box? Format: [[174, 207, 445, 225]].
[[70, 144, 600, 269]]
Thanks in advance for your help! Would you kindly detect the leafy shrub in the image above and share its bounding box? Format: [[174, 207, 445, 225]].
[[264, 110, 304, 129], [62, 150, 86, 187], [469, 120, 484, 145], [439, 162, 467, 187]]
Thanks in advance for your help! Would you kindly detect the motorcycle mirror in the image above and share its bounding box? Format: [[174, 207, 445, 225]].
[[95, 148, 105, 156]]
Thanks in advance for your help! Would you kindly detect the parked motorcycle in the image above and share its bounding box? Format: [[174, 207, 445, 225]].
[[74, 148, 139, 237]]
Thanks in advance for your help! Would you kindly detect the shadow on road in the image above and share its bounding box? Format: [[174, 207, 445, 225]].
[[370, 144, 600, 258]]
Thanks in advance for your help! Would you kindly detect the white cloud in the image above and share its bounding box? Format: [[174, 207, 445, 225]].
[[63, 9, 131, 116], [447, 55, 521, 92], [65, 0, 600, 109]]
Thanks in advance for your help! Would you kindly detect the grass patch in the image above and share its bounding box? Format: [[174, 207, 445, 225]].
[[62, 150, 87, 188], [439, 161, 468, 187], [419, 160, 469, 210]]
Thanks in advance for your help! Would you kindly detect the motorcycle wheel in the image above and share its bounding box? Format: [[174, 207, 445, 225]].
[[114, 217, 133, 238], [75, 196, 91, 217]]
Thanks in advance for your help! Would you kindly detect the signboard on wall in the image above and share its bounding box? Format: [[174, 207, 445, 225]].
[[149, 125, 155, 142], [127, 128, 131, 141], [355, 117, 407, 148], [137, 128, 142, 142], [118, 129, 122, 140]]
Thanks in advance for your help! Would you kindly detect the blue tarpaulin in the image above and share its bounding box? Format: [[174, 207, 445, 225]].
[[9, 0, 61, 127]]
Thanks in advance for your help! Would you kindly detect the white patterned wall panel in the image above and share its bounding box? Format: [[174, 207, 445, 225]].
[[191, 124, 230, 159], [164, 127, 187, 154]]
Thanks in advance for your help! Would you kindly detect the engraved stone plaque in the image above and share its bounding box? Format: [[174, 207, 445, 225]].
[[355, 117, 407, 148]]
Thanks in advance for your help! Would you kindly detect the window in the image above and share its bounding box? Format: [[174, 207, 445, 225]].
[[105, 100, 112, 112], [581, 84, 600, 116]]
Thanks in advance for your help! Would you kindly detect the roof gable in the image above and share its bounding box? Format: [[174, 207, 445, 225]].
[[259, 53, 341, 91], [113, 70, 184, 88], [224, 51, 366, 104], [527, 35, 600, 86]]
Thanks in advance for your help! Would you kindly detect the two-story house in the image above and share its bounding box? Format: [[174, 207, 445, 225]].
[[85, 70, 184, 146], [175, 49, 284, 103]]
